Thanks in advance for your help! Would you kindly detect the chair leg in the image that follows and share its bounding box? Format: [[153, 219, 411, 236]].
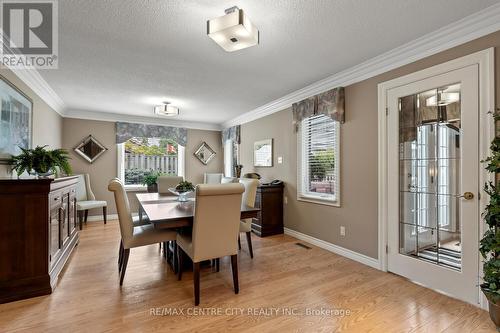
[[193, 262, 200, 306], [120, 249, 130, 286], [231, 254, 239, 294], [216, 258, 220, 272], [177, 247, 183, 281], [238, 235, 241, 250], [78, 211, 84, 230], [84, 210, 88, 223], [173, 241, 178, 274], [246, 232, 254, 259], [118, 239, 123, 270], [103, 207, 107, 224]]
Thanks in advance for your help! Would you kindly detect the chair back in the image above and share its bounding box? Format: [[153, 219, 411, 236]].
[[107, 179, 134, 247], [203, 173, 223, 184], [75, 174, 96, 201], [239, 178, 259, 208], [221, 177, 238, 184], [157, 176, 184, 194], [192, 183, 244, 262]]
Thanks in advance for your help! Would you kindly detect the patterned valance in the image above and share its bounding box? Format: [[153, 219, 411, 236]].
[[115, 122, 187, 146], [292, 87, 345, 131], [222, 125, 241, 144]]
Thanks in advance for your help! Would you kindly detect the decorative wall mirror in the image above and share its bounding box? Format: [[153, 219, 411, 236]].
[[74, 135, 107, 163], [254, 139, 273, 167], [194, 141, 216, 165]]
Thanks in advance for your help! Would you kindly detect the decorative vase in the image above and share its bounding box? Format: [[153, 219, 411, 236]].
[[488, 300, 500, 331], [147, 183, 158, 193]]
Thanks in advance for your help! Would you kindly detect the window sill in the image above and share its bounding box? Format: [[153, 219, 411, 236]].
[[124, 185, 148, 192], [297, 195, 340, 207]]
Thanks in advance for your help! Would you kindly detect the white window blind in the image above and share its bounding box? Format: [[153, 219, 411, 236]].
[[298, 114, 339, 204]]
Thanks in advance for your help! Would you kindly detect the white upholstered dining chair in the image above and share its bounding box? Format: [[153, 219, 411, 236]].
[[176, 183, 244, 305], [76, 174, 107, 230], [238, 178, 259, 258], [108, 179, 177, 285], [203, 173, 223, 184], [221, 176, 238, 184], [157, 176, 184, 194]]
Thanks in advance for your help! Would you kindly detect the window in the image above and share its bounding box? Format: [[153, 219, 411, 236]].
[[117, 136, 185, 190], [298, 114, 339, 205], [224, 139, 238, 177]]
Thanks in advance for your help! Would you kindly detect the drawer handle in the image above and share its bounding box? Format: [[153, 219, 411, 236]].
[[53, 197, 60, 201]]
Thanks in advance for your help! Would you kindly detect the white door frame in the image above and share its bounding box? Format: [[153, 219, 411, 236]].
[[377, 48, 495, 309]]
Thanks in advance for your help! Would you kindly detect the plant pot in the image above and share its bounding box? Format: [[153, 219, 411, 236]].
[[487, 298, 500, 331], [147, 183, 158, 193]]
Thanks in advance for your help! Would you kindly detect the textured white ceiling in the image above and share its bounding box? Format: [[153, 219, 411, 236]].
[[39, 0, 500, 125]]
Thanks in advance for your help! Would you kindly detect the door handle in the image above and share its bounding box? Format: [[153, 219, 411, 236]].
[[458, 192, 474, 200]]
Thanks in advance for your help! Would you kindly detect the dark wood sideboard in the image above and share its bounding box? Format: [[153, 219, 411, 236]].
[[0, 176, 79, 303], [251, 183, 284, 237]]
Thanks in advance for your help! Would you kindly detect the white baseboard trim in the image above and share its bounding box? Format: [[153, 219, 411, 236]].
[[86, 214, 119, 222], [284, 227, 380, 270]]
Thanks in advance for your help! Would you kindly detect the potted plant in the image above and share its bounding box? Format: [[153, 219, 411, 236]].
[[9, 145, 72, 178], [480, 112, 500, 329], [142, 170, 162, 193]]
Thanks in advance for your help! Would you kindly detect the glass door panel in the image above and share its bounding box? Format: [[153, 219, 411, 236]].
[[398, 83, 462, 271]]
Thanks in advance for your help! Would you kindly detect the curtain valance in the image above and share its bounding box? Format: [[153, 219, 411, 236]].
[[222, 125, 241, 145], [292, 87, 345, 131], [115, 122, 188, 146]]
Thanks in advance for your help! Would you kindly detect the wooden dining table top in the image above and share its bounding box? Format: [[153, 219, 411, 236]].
[[136, 192, 260, 229]]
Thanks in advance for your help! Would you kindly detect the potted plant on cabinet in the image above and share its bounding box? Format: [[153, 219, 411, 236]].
[[9, 145, 72, 178], [480, 112, 500, 330]]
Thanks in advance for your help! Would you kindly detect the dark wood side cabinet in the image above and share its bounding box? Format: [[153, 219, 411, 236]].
[[251, 183, 284, 237], [0, 176, 79, 303]]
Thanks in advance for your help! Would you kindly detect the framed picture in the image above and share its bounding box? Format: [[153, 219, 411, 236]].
[[194, 141, 216, 165], [74, 135, 108, 163], [0, 75, 33, 163], [254, 139, 273, 167]]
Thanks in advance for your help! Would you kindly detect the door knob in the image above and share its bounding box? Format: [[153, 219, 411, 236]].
[[460, 192, 474, 200]]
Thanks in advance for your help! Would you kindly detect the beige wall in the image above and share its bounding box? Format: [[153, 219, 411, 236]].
[[62, 117, 223, 216], [240, 30, 500, 259], [0, 68, 62, 177]]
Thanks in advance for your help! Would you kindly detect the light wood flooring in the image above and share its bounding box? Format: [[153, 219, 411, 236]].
[[0, 220, 495, 332]]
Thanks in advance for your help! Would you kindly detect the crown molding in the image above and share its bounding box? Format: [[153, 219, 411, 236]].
[[1, 42, 66, 115], [64, 108, 222, 131], [222, 2, 500, 128], [10, 68, 66, 115]]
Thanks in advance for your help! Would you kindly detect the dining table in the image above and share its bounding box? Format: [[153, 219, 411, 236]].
[[135, 192, 261, 272]]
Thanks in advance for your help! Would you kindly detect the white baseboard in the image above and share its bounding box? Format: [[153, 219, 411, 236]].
[[284, 227, 380, 270]]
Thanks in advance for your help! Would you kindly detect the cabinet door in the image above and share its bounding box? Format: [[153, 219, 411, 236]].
[[49, 199, 62, 267], [68, 187, 76, 235], [61, 192, 70, 246]]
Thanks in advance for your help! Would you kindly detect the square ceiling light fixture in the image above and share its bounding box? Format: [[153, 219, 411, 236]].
[[207, 6, 259, 52], [154, 102, 179, 116]]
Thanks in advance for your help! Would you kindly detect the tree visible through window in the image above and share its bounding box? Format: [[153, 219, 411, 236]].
[[122, 137, 178, 185]]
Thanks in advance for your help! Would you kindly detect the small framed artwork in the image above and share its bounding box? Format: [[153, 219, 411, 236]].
[[0, 75, 33, 163], [74, 135, 108, 163], [194, 141, 216, 165], [254, 139, 273, 167]]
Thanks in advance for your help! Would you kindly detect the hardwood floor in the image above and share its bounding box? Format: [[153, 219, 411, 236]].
[[0, 220, 495, 332]]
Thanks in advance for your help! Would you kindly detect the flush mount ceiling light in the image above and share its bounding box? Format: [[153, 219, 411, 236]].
[[154, 102, 179, 116], [207, 6, 259, 52]]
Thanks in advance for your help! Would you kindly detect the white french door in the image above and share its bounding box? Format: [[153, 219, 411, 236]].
[[386, 64, 480, 305]]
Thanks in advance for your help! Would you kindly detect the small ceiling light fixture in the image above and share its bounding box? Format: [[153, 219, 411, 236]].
[[207, 6, 259, 52], [154, 102, 179, 116]]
